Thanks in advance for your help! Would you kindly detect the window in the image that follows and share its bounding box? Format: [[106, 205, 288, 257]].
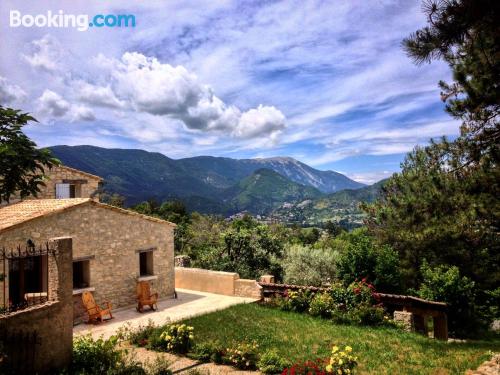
[[73, 260, 90, 289], [139, 251, 154, 276], [56, 183, 81, 199]]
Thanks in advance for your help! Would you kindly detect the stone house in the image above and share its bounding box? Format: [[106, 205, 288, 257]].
[[0, 192, 175, 317], [3, 165, 103, 205]]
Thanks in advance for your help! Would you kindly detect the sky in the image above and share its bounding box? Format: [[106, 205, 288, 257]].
[[0, 0, 459, 184]]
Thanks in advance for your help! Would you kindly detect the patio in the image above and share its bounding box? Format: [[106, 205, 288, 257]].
[[73, 288, 258, 339]]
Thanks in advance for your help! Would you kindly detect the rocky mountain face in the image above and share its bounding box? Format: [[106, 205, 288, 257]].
[[48, 145, 367, 215]]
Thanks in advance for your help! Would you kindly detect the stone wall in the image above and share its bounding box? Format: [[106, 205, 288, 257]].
[[175, 267, 262, 299], [234, 279, 263, 299], [35, 165, 101, 200], [1, 203, 175, 312], [0, 237, 73, 374]]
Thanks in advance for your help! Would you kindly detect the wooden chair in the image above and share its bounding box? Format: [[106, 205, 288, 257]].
[[136, 281, 158, 312], [81, 291, 113, 324]]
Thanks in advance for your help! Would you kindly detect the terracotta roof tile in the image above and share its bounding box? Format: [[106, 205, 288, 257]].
[[0, 198, 90, 232], [0, 198, 175, 233]]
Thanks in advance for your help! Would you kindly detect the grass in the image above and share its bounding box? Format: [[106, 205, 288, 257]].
[[176, 303, 499, 375]]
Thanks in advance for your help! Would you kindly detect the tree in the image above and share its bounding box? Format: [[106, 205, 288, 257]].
[[336, 228, 400, 293], [363, 144, 499, 290], [403, 0, 499, 161], [365, 0, 499, 313], [0, 106, 59, 203]]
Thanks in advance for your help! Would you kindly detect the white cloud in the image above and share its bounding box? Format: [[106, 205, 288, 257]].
[[37, 89, 94, 122], [234, 105, 285, 140], [37, 90, 70, 117], [71, 105, 96, 122], [346, 170, 394, 185], [22, 34, 62, 72], [91, 51, 287, 139], [76, 81, 125, 109], [0, 76, 27, 104]]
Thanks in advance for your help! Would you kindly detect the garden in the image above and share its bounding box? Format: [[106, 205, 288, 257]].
[[120, 300, 499, 375]]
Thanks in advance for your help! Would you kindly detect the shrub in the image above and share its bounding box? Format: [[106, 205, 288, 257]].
[[282, 244, 339, 286], [348, 279, 379, 306], [337, 228, 400, 292], [282, 359, 328, 375], [191, 342, 225, 363], [157, 324, 194, 353], [416, 262, 476, 337], [72, 335, 123, 374], [329, 282, 356, 310], [281, 290, 313, 313], [348, 305, 385, 326], [224, 341, 259, 370], [125, 320, 159, 348], [258, 350, 291, 374], [325, 345, 357, 374], [309, 293, 336, 319]]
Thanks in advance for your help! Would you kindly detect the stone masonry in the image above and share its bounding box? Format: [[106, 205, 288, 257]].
[[34, 165, 102, 200], [0, 202, 175, 313], [0, 237, 73, 374]]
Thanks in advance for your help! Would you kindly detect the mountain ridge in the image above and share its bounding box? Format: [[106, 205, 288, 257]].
[[47, 145, 370, 216]]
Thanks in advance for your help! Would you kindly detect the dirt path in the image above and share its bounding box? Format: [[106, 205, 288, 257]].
[[466, 353, 500, 375], [125, 343, 261, 374]]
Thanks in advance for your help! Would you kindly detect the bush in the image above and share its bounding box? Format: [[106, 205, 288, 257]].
[[309, 292, 336, 319], [282, 244, 339, 286], [329, 282, 356, 310], [125, 320, 159, 348], [72, 335, 123, 374], [157, 324, 194, 353], [281, 290, 313, 313], [282, 359, 328, 375], [416, 262, 476, 337], [337, 228, 400, 292], [258, 350, 291, 374], [224, 342, 259, 370], [348, 305, 385, 326], [191, 342, 224, 363], [325, 345, 357, 374]]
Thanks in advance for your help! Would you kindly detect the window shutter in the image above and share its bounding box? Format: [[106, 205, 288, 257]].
[[56, 184, 71, 199]]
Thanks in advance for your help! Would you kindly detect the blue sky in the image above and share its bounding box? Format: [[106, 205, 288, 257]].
[[0, 1, 458, 183]]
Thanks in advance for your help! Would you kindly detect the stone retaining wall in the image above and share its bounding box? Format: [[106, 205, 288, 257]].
[[175, 267, 262, 299]]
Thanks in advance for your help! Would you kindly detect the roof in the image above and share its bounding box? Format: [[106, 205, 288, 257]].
[[55, 165, 103, 181], [0, 198, 175, 234]]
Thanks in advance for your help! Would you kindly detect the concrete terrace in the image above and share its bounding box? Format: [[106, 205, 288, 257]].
[[74, 288, 257, 339]]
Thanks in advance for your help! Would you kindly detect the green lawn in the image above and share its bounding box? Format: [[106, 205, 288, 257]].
[[179, 303, 499, 375]]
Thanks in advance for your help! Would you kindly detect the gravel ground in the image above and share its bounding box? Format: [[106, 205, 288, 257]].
[[466, 353, 500, 375], [125, 343, 261, 374]]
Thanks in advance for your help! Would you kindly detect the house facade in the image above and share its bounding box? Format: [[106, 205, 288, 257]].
[[0, 166, 175, 318]]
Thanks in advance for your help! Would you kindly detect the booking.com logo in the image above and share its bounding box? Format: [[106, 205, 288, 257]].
[[9, 10, 136, 31]]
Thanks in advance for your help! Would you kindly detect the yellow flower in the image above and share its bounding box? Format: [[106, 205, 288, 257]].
[[326, 364, 333, 373], [337, 370, 342, 375], [332, 345, 339, 353], [345, 346, 352, 352], [338, 359, 343, 365]]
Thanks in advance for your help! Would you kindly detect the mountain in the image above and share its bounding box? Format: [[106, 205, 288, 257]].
[[223, 168, 323, 214], [48, 145, 364, 211], [270, 179, 388, 225], [48, 145, 220, 204], [176, 156, 365, 192]]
